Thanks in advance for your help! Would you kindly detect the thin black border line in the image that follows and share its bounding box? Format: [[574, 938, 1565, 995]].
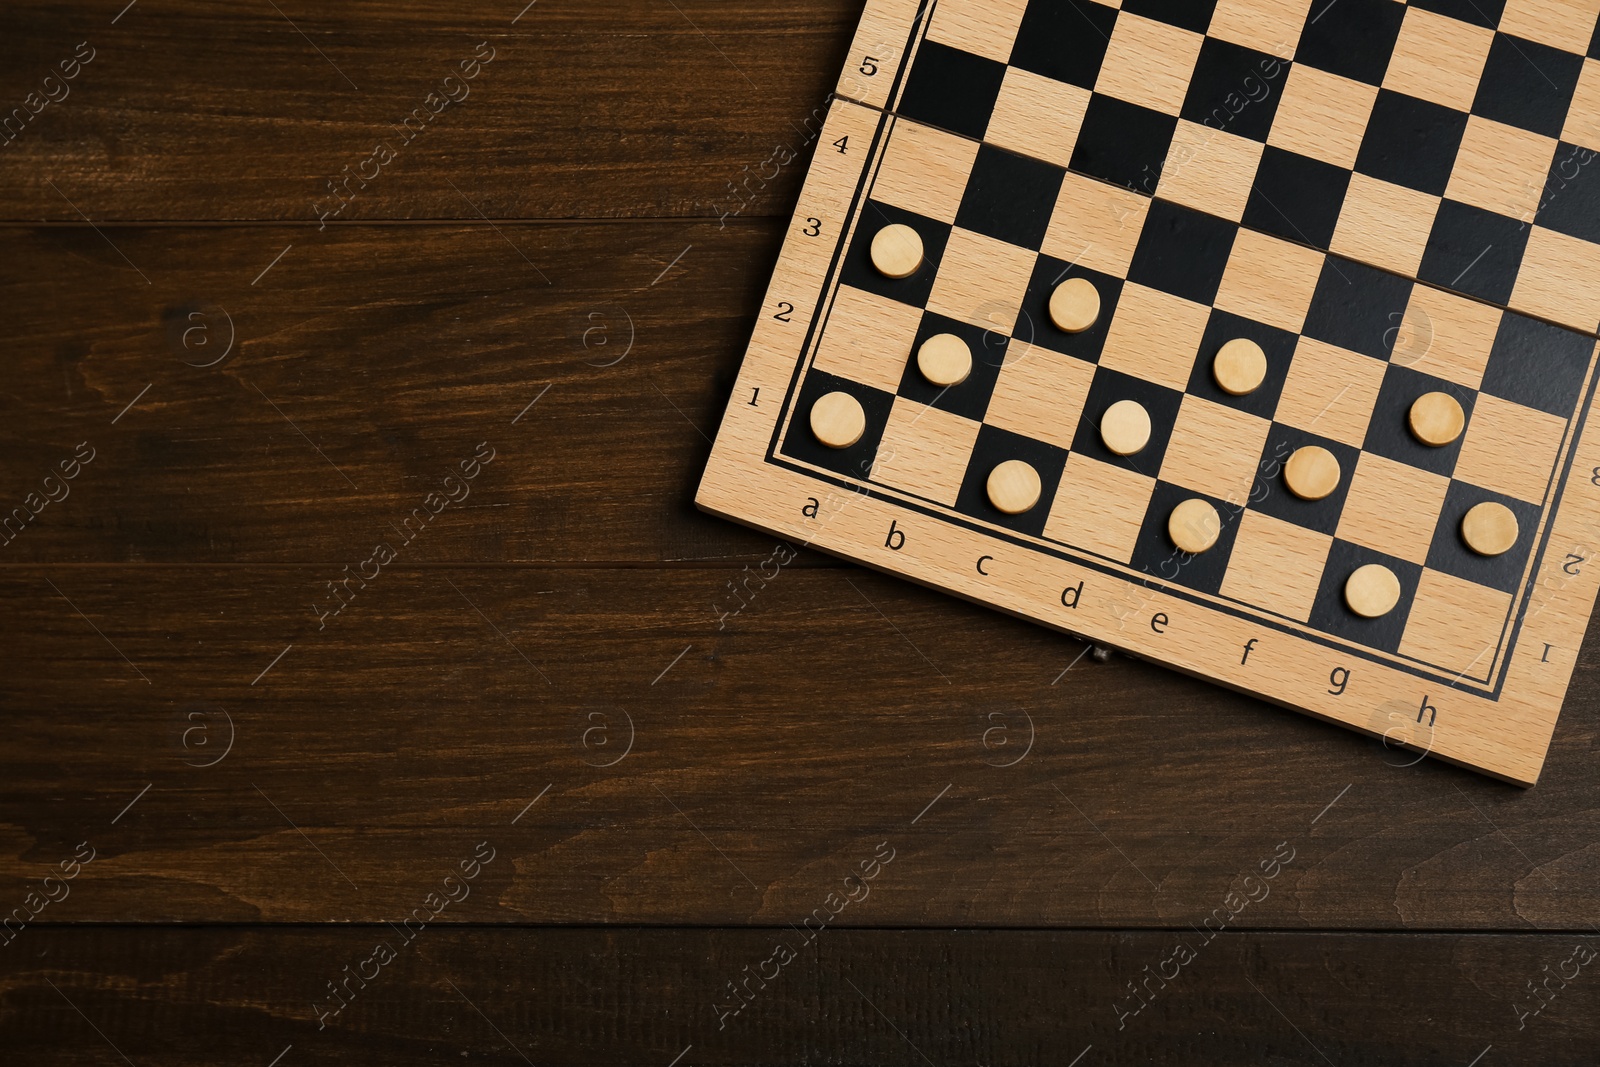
[[750, 0, 1600, 699], [759, 130, 1600, 695]]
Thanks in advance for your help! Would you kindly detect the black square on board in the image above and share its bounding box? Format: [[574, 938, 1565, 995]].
[[1127, 199, 1237, 305], [897, 41, 1007, 140], [1363, 364, 1477, 477], [1016, 256, 1124, 363], [1472, 34, 1583, 140], [1071, 367, 1185, 478], [954, 424, 1069, 538], [1187, 310, 1298, 420], [1410, 0, 1507, 27], [1591, 18, 1600, 59], [1301, 257, 1413, 360], [1070, 94, 1179, 194], [1309, 540, 1422, 653], [955, 145, 1066, 251], [1122, 0, 1217, 33], [1480, 311, 1594, 418], [1243, 146, 1352, 248], [1534, 143, 1600, 244], [1426, 481, 1541, 594], [1180, 38, 1288, 142], [1294, 0, 1406, 86], [895, 312, 1011, 423], [1129, 481, 1243, 595], [1355, 90, 1469, 196], [1248, 425, 1360, 535], [1418, 200, 1532, 307], [781, 369, 896, 481], [838, 202, 951, 308], [1010, 0, 1120, 89]]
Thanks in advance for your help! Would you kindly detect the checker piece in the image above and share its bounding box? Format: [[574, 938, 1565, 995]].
[[1346, 564, 1402, 619], [1049, 278, 1101, 333], [871, 223, 923, 278], [1101, 399, 1151, 456], [810, 391, 865, 449], [1462, 501, 1519, 557], [988, 460, 1042, 515], [1410, 391, 1466, 446], [918, 333, 973, 387]]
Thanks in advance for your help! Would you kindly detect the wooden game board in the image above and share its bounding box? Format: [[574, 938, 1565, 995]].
[[697, 0, 1600, 785]]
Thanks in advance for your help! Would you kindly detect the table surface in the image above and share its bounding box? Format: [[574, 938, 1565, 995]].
[[2, 2, 1599, 1064]]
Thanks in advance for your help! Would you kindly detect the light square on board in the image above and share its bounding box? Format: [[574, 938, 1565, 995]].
[[1393, 284, 1501, 390], [1498, 0, 1600, 54], [1157, 121, 1264, 222], [872, 119, 981, 225], [1564, 60, 1600, 150], [1446, 116, 1559, 222], [1511, 225, 1600, 332], [986, 67, 1092, 170], [1330, 174, 1442, 279], [1041, 170, 1151, 277], [1454, 392, 1569, 503], [1383, 6, 1495, 112], [1399, 568, 1515, 679], [871, 397, 982, 506], [924, 0, 1031, 64], [1268, 64, 1379, 170], [925, 227, 1037, 332], [1043, 452, 1155, 563], [1160, 394, 1272, 504], [1207, 0, 1311, 58], [985, 346, 1096, 451], [1219, 508, 1332, 622], [1212, 228, 1324, 334], [1095, 13, 1205, 117], [1338, 452, 1452, 566], [1275, 337, 1388, 448], [1098, 283, 1211, 392], [813, 285, 925, 395]]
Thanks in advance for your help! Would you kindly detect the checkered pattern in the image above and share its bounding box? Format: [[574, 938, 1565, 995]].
[[781, 115, 1598, 675], [884, 0, 1600, 336]]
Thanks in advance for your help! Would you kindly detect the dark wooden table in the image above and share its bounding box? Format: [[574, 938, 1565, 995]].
[[2, 3, 1598, 1064]]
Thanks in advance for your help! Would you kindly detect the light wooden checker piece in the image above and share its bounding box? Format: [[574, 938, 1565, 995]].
[[699, 12, 1600, 785]]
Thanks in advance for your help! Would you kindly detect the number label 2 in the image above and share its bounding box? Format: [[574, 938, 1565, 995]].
[[774, 302, 795, 322]]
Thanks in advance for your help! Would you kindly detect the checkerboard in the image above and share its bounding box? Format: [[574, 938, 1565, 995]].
[[698, 0, 1600, 784]]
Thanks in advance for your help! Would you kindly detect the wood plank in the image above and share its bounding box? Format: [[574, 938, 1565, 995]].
[[0, 219, 814, 564], [2, 927, 1595, 1064], [3, 564, 1599, 927], [0, 0, 856, 221]]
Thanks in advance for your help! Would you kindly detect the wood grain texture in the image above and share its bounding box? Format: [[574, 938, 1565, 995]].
[[4, 564, 1600, 927], [0, 220, 808, 564], [5, 0, 1600, 1055], [0, 1, 855, 222], [3, 927, 1598, 1066]]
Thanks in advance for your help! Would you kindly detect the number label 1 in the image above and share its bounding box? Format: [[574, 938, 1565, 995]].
[[748, 388, 760, 407]]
